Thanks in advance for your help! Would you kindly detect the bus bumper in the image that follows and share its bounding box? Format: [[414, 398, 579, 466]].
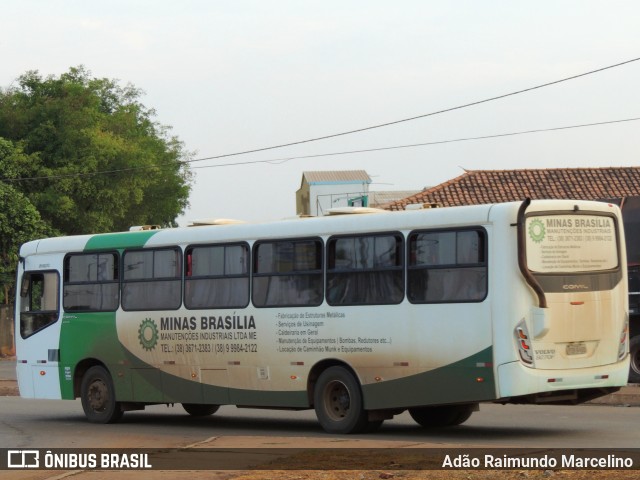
[[496, 358, 629, 404]]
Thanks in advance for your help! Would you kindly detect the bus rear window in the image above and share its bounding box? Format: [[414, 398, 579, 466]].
[[525, 214, 619, 273]]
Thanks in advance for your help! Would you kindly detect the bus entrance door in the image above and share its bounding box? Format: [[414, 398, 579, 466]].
[[15, 259, 63, 400]]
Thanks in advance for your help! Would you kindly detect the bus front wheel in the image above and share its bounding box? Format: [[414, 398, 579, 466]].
[[80, 366, 123, 424], [182, 404, 220, 416], [314, 366, 368, 434], [409, 404, 476, 428]]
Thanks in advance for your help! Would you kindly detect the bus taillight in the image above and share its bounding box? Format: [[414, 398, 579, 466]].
[[515, 320, 534, 365], [618, 317, 629, 361]]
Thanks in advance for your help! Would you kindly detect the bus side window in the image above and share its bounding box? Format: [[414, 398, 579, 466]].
[[185, 243, 250, 309], [252, 239, 323, 308], [63, 253, 119, 312], [407, 228, 487, 304], [20, 271, 60, 339], [326, 233, 404, 306], [122, 248, 182, 311]]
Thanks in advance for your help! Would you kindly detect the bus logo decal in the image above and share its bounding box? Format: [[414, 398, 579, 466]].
[[138, 318, 159, 351], [528, 218, 546, 243], [563, 284, 589, 290]]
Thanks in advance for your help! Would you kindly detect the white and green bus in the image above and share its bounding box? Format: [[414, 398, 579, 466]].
[[15, 199, 630, 433]]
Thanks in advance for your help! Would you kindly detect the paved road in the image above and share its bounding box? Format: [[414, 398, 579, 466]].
[[2, 359, 638, 478], [1, 358, 639, 449], [1, 396, 638, 450]]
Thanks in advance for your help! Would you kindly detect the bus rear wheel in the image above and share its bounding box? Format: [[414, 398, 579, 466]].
[[182, 404, 220, 416], [314, 366, 368, 434], [80, 366, 123, 424], [408, 404, 476, 428]]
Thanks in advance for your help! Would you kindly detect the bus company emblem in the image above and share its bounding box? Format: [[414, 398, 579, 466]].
[[528, 219, 546, 243], [138, 318, 159, 351], [563, 284, 589, 290]]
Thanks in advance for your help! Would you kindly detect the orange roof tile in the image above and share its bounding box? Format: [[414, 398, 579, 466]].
[[386, 167, 640, 210]]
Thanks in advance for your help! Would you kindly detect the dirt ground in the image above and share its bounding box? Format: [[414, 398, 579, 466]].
[[0, 379, 17, 396], [221, 447, 639, 480], [234, 471, 636, 480]]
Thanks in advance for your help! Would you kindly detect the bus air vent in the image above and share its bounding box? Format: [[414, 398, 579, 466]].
[[325, 207, 389, 216], [188, 218, 247, 227]]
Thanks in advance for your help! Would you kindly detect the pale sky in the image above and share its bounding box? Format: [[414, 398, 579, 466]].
[[2, 1, 639, 225]]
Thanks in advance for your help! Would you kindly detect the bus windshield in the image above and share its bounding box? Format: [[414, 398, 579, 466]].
[[525, 214, 618, 273]]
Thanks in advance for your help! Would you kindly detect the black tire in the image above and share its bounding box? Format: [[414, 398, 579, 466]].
[[80, 365, 123, 424], [314, 366, 368, 434], [629, 335, 640, 384], [182, 404, 220, 416], [408, 404, 476, 428]]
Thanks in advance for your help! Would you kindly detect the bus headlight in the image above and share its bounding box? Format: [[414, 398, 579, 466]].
[[618, 316, 629, 361], [515, 319, 534, 366]]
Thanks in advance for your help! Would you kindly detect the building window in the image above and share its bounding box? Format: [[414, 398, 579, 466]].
[[327, 233, 404, 305], [63, 253, 119, 312], [122, 248, 182, 311], [185, 243, 249, 309], [253, 239, 323, 307], [408, 228, 487, 303]]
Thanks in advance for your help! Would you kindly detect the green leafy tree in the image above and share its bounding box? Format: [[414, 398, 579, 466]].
[[0, 66, 192, 235], [0, 139, 53, 304]]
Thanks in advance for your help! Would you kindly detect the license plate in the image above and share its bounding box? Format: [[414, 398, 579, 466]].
[[566, 343, 587, 355]]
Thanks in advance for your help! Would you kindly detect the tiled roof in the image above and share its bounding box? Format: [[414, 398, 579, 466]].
[[302, 170, 371, 184], [386, 167, 640, 210], [368, 190, 423, 208]]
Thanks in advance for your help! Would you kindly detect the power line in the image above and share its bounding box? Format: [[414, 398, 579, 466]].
[[186, 56, 640, 163], [188, 116, 640, 170], [3, 116, 639, 182], [3, 56, 639, 184]]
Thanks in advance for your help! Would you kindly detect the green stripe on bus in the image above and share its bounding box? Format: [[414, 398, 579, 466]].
[[116, 351, 308, 407], [84, 230, 160, 251], [362, 347, 496, 410], [58, 312, 122, 400], [107, 346, 493, 409]]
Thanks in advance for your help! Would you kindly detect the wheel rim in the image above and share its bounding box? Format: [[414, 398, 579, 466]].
[[323, 380, 351, 421], [87, 379, 109, 413]]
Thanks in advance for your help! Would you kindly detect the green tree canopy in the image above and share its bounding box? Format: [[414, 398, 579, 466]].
[[0, 66, 193, 235], [0, 138, 54, 303]]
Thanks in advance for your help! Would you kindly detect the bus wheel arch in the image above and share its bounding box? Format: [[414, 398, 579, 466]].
[[312, 364, 369, 434], [307, 359, 361, 406], [73, 358, 108, 398], [80, 365, 124, 424]]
